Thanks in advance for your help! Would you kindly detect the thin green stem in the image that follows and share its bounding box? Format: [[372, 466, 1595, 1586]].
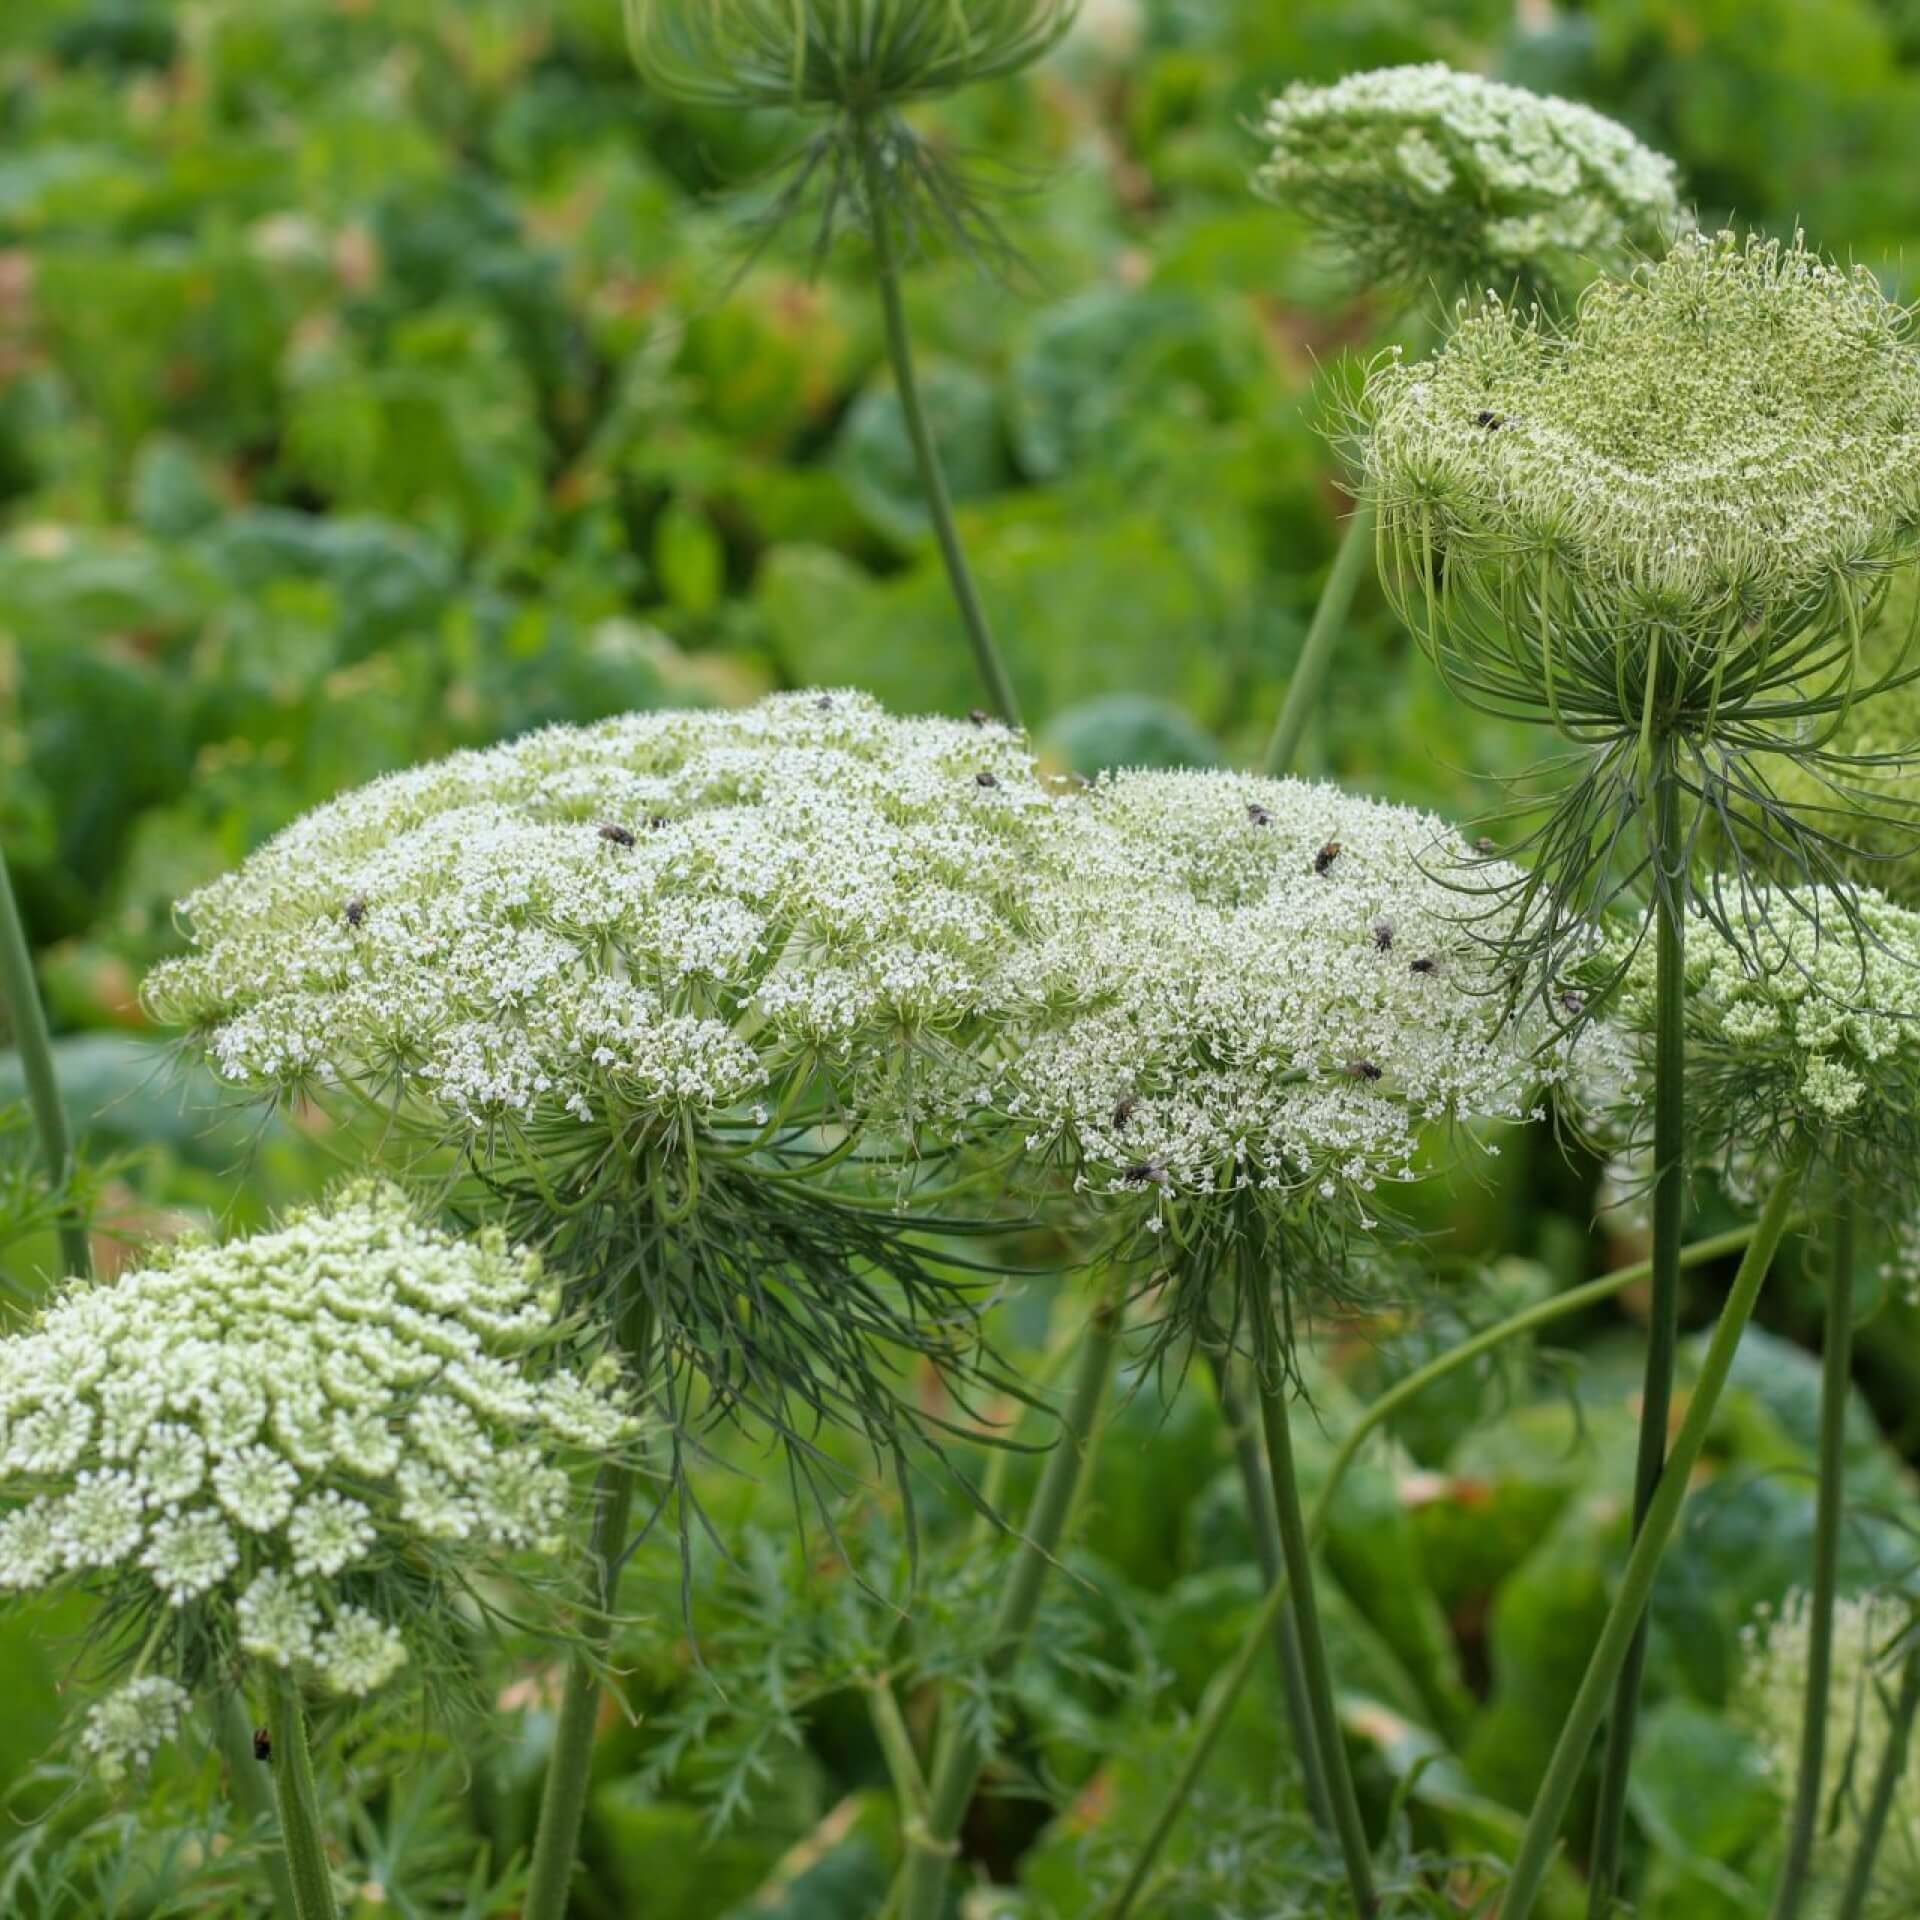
[[1208, 1347, 1337, 1837], [0, 852, 89, 1279], [868, 1678, 933, 1829], [895, 1275, 1125, 1920], [1103, 1213, 1802, 1920], [1835, 1646, 1920, 1920], [265, 1672, 340, 1920], [1503, 1159, 1807, 1920], [1261, 492, 1379, 777], [1769, 1172, 1857, 1920], [214, 1691, 299, 1920], [1585, 761, 1688, 1917], [854, 114, 1022, 731], [1247, 1282, 1377, 1917], [521, 1457, 639, 1920]]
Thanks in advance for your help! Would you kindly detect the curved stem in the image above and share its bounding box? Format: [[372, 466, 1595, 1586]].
[[1502, 1159, 1807, 1920], [854, 114, 1023, 731], [265, 1672, 340, 1920], [895, 1275, 1125, 1920], [0, 853, 89, 1279], [215, 1690, 299, 1920], [1261, 493, 1379, 777], [1585, 761, 1688, 1917], [1769, 1171, 1856, 1920], [1835, 1645, 1920, 1920], [521, 1457, 639, 1920], [1208, 1347, 1337, 1836], [1247, 1280, 1376, 1916], [1102, 1213, 1802, 1920]]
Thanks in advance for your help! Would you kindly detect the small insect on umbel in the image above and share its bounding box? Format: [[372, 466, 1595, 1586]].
[[1346, 1059, 1384, 1081], [1314, 841, 1342, 875], [253, 1727, 272, 1763], [597, 822, 637, 848], [969, 707, 992, 727], [1409, 956, 1438, 975], [1122, 1160, 1171, 1189], [343, 894, 367, 927], [1476, 409, 1505, 430], [1560, 989, 1587, 1018], [1111, 1094, 1138, 1131], [1247, 803, 1273, 827], [975, 770, 999, 789], [1372, 920, 1394, 951]]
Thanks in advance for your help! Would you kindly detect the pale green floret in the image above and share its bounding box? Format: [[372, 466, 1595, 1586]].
[[1364, 229, 1920, 731], [0, 1187, 638, 1778], [1259, 63, 1680, 296], [80, 1678, 192, 1786], [1742, 1591, 1920, 1918]]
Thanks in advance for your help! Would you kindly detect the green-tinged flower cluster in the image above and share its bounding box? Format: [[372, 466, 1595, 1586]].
[[1259, 63, 1680, 299], [625, 0, 1078, 111], [1742, 1590, 1920, 1919], [0, 1186, 636, 1775], [1574, 887, 1920, 1185]]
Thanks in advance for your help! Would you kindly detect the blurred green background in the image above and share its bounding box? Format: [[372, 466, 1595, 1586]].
[[6, 1, 1920, 1914]]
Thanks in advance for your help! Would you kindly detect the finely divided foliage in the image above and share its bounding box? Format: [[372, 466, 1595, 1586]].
[[0, 1186, 636, 1776], [1259, 63, 1680, 296]]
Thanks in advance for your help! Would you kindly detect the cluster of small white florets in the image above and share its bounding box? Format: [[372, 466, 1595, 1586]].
[[1258, 63, 1679, 294], [1742, 1590, 1920, 1914], [145, 694, 1053, 1137], [0, 1187, 635, 1750], [1364, 230, 1920, 626], [985, 769, 1585, 1209], [1579, 888, 1920, 1172]]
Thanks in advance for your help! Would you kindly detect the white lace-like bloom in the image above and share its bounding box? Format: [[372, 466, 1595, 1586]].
[[1742, 1591, 1920, 1916], [1259, 63, 1679, 295], [988, 769, 1590, 1206], [80, 1678, 192, 1786], [0, 1186, 638, 1769], [145, 694, 1056, 1137]]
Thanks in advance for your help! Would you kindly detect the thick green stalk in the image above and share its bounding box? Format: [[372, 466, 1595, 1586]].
[[1769, 1174, 1857, 1920], [1103, 1214, 1801, 1920], [854, 115, 1023, 731], [521, 1457, 639, 1920], [895, 1279, 1125, 1920], [1835, 1646, 1920, 1920], [1585, 762, 1688, 1917], [1247, 1280, 1376, 1917], [265, 1673, 340, 1920], [1209, 1348, 1337, 1837], [0, 853, 89, 1279], [1503, 1161, 1807, 1920], [215, 1691, 299, 1920], [1261, 493, 1379, 777]]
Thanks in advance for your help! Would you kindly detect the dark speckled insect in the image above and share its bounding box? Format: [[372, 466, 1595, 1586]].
[[1247, 803, 1273, 827], [975, 770, 999, 789], [1314, 841, 1341, 875], [253, 1727, 272, 1763], [1111, 1094, 1137, 1131], [1372, 920, 1394, 951], [1409, 956, 1437, 976], [1476, 408, 1504, 430], [343, 895, 367, 927], [1122, 1160, 1171, 1188], [1346, 1059, 1384, 1081], [597, 822, 637, 848]]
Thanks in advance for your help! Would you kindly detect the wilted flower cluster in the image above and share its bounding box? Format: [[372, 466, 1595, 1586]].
[[1259, 63, 1680, 297], [1742, 1590, 1920, 1917], [1364, 229, 1920, 732], [1573, 887, 1920, 1184], [992, 769, 1580, 1213], [0, 1186, 636, 1773]]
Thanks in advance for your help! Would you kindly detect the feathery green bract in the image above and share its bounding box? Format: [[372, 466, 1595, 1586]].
[[1259, 62, 1681, 301]]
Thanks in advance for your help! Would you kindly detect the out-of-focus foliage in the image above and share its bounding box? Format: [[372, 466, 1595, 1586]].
[[6, 0, 1920, 1914]]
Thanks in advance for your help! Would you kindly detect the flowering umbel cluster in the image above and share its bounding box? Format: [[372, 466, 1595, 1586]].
[[1742, 1591, 1920, 1919], [1258, 63, 1680, 299], [0, 1187, 637, 1779]]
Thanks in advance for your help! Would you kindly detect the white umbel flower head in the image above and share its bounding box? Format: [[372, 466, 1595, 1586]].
[[79, 1678, 192, 1785], [1259, 63, 1680, 297], [0, 1187, 638, 1776]]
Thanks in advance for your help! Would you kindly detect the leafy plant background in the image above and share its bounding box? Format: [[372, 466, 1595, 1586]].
[[5, 0, 1920, 1914]]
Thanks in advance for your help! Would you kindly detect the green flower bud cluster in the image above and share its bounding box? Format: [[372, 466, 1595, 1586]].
[[1259, 63, 1680, 299], [0, 1187, 637, 1775]]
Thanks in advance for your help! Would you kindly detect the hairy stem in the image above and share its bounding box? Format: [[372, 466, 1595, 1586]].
[[1103, 1214, 1802, 1920], [895, 1277, 1125, 1920], [265, 1672, 339, 1920], [1209, 1347, 1337, 1835], [1261, 493, 1378, 777], [215, 1691, 299, 1920], [0, 853, 89, 1279], [1503, 1160, 1807, 1920], [1835, 1645, 1920, 1920], [1585, 761, 1688, 1917], [1769, 1172, 1857, 1920], [854, 115, 1023, 730], [1247, 1280, 1376, 1916]]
